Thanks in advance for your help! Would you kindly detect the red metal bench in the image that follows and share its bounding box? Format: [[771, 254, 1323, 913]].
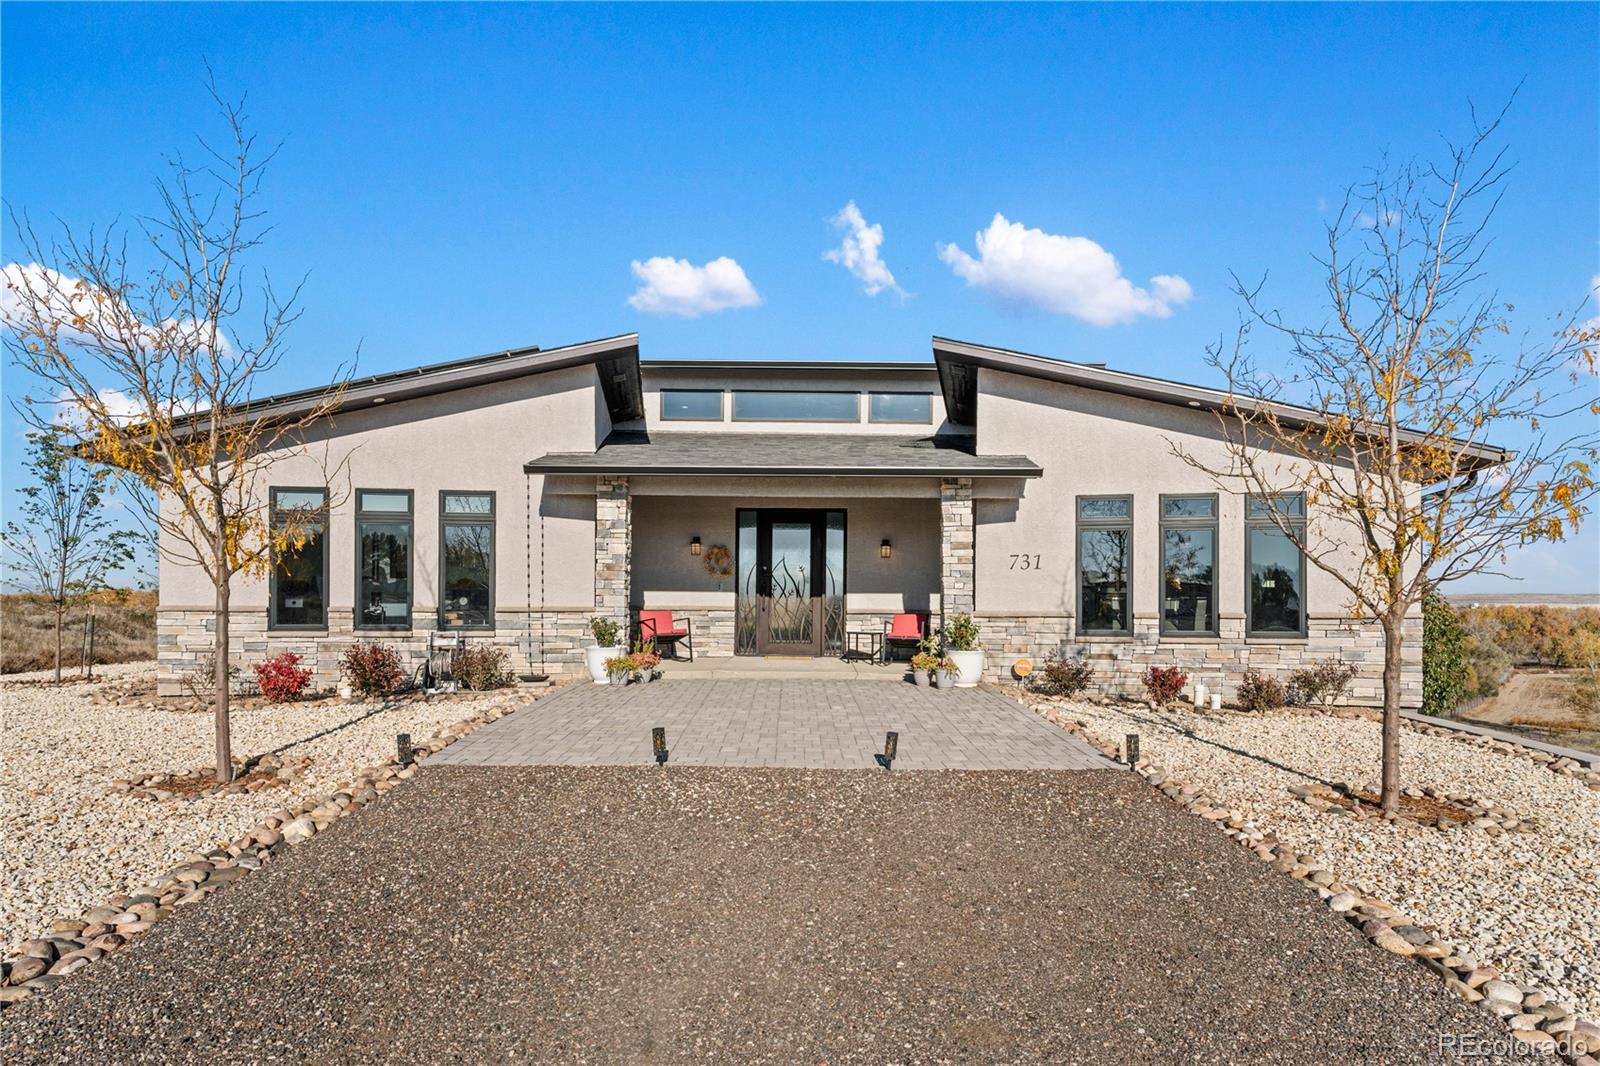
[[637, 610, 695, 662]]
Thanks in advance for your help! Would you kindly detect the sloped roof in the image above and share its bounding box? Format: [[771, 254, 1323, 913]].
[[932, 336, 1510, 470], [524, 431, 1041, 477]]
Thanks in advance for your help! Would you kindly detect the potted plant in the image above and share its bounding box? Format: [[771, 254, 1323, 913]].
[[933, 656, 959, 689], [630, 643, 662, 683], [586, 616, 623, 684], [943, 613, 984, 688], [909, 650, 939, 687], [604, 653, 637, 686]]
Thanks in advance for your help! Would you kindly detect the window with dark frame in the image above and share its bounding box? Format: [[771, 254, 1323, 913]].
[[1246, 494, 1307, 636], [269, 487, 328, 630], [660, 389, 723, 421], [1160, 495, 1218, 636], [356, 489, 412, 631], [867, 391, 932, 424], [440, 492, 494, 629], [1077, 496, 1132, 634], [731, 390, 859, 422]]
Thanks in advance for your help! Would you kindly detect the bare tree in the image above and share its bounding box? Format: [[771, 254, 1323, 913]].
[[1, 427, 141, 682], [1173, 103, 1599, 814], [3, 80, 350, 781]]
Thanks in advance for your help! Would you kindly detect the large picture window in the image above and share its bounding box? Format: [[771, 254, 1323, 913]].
[[356, 489, 412, 630], [269, 488, 327, 630], [440, 492, 494, 629], [1246, 495, 1307, 636], [1160, 495, 1217, 635], [731, 390, 859, 422], [1077, 496, 1132, 634]]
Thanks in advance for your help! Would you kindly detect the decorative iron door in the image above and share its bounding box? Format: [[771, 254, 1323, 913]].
[[738, 509, 846, 656]]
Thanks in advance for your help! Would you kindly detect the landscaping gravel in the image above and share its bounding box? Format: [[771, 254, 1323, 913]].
[[1, 765, 1515, 1064], [1047, 699, 1600, 1018], [0, 662, 526, 953]]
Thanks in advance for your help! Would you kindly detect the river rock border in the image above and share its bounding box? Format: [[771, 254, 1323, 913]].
[[1029, 698, 1600, 1065], [0, 693, 537, 1013]]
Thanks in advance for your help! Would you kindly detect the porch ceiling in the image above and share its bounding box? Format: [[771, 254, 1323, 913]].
[[524, 431, 1042, 478]]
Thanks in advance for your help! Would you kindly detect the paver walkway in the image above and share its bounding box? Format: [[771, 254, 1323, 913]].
[[430, 678, 1115, 770]]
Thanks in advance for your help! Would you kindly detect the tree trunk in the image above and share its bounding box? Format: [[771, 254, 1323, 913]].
[[213, 578, 233, 783], [1379, 615, 1404, 815], [53, 600, 64, 686]]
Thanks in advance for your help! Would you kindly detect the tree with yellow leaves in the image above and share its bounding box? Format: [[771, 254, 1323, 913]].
[[3, 82, 350, 782], [1173, 103, 1598, 815]]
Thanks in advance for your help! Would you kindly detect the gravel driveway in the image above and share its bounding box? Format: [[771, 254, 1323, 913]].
[[1, 765, 1512, 1064]]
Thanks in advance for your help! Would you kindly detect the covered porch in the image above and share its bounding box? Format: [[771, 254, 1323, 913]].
[[526, 430, 1041, 665]]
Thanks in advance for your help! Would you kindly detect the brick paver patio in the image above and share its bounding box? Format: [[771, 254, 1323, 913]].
[[431, 679, 1116, 770]]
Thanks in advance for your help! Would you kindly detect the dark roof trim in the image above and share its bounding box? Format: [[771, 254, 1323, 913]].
[[642, 359, 936, 371], [528, 460, 1041, 477], [932, 336, 1511, 469], [211, 333, 643, 426]]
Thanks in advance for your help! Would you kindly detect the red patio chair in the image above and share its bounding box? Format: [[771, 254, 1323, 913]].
[[637, 610, 694, 662], [883, 612, 926, 664]]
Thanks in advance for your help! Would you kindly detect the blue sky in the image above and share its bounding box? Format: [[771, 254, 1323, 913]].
[[3, 2, 1597, 592]]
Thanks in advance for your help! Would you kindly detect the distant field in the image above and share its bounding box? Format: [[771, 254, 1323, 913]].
[[1447, 593, 1600, 608], [1462, 669, 1599, 756], [0, 590, 156, 674]]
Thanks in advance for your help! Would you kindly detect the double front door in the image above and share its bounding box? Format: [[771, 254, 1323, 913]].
[[736, 509, 846, 656]]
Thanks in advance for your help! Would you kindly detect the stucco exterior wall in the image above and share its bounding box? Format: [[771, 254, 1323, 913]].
[[157, 365, 603, 692], [969, 367, 1421, 706]]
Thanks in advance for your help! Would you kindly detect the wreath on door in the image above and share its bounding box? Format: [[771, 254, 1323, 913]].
[[702, 544, 733, 577]]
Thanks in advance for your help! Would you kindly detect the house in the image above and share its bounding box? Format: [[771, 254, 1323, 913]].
[[156, 333, 1498, 703]]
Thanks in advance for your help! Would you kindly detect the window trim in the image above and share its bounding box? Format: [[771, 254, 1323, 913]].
[[730, 389, 861, 423], [1158, 492, 1219, 637], [866, 391, 933, 425], [438, 490, 495, 631], [268, 486, 329, 632], [354, 487, 414, 632], [1244, 493, 1309, 639], [659, 388, 725, 422], [1074, 493, 1134, 638]]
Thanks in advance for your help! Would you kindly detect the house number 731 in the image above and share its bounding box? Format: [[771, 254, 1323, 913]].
[[1009, 554, 1042, 570]]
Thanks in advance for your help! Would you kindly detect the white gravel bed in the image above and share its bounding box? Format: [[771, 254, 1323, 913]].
[[1, 662, 523, 951], [1049, 698, 1600, 1017]]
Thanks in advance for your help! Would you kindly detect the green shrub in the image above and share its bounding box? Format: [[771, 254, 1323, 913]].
[[943, 613, 980, 652], [590, 616, 621, 647], [1235, 670, 1286, 713], [451, 645, 513, 690], [1032, 650, 1093, 697], [1422, 592, 1469, 716], [340, 642, 404, 697]]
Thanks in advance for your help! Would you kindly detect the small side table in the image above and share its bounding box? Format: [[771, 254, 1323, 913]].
[[844, 630, 884, 665]]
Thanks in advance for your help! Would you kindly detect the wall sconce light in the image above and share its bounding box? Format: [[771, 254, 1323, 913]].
[[689, 536, 702, 556], [880, 538, 892, 559]]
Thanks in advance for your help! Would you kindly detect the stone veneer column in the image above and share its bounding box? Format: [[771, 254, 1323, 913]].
[[595, 475, 631, 628], [939, 477, 975, 622]]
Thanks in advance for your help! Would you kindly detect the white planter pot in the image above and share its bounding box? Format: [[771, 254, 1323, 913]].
[[586, 644, 620, 684], [948, 649, 984, 688]]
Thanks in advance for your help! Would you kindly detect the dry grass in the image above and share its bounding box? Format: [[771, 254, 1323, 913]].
[[0, 589, 155, 674]]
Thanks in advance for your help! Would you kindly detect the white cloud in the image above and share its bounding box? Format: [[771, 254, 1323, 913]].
[[823, 201, 902, 297], [937, 214, 1193, 326], [1585, 273, 1600, 331], [626, 256, 761, 317], [2, 260, 234, 358]]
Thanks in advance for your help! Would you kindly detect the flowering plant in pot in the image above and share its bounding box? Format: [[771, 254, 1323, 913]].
[[933, 656, 959, 689], [587, 616, 623, 684], [604, 653, 637, 686], [909, 651, 939, 687], [942, 613, 983, 687], [630, 642, 662, 682]]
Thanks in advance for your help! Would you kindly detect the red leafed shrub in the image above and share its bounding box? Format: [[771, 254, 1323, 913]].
[[340, 642, 405, 697], [1142, 665, 1189, 705], [253, 652, 313, 702]]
